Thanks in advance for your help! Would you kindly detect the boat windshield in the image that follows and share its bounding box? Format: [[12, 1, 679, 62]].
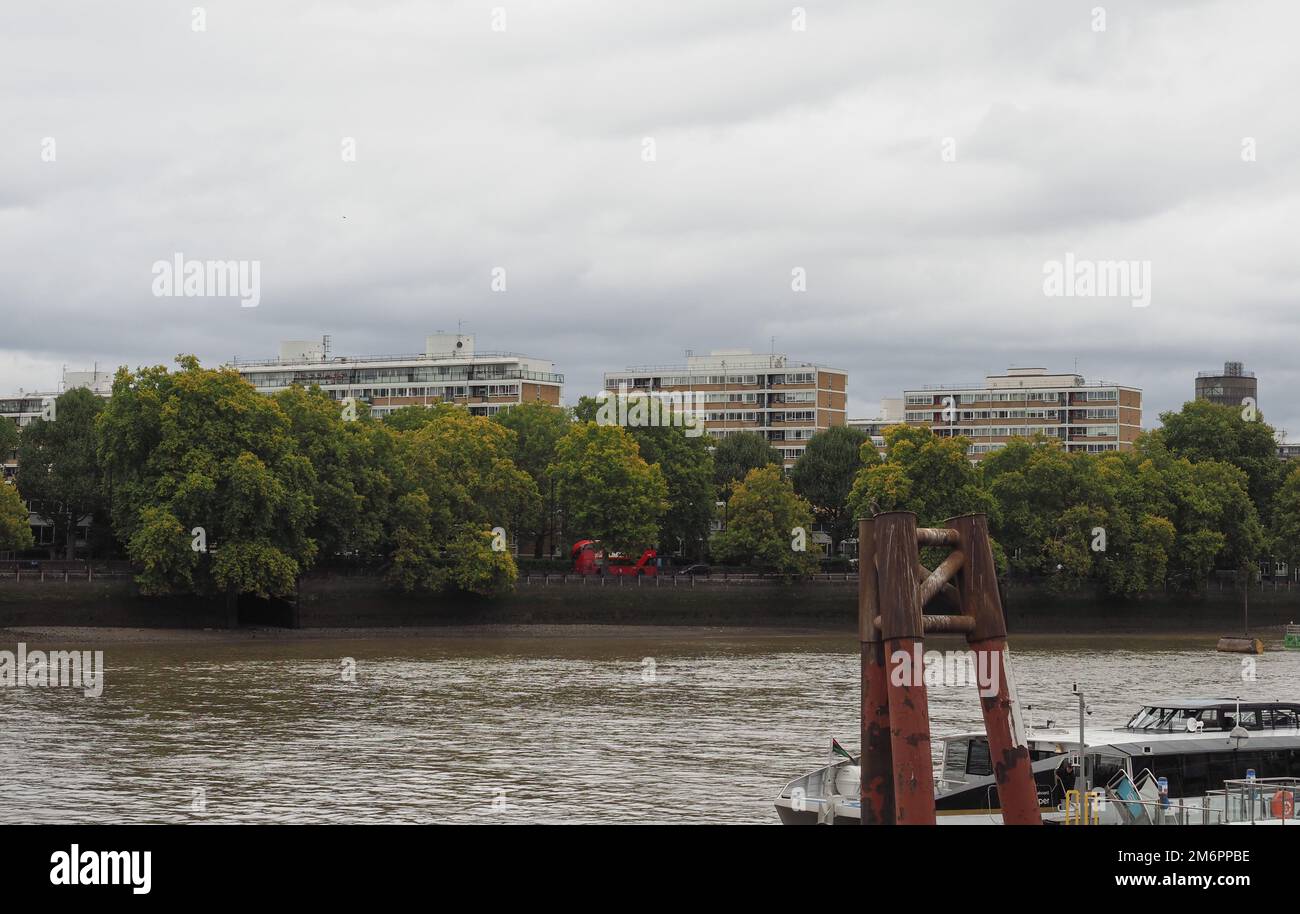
[[1126, 704, 1300, 732], [1125, 706, 1223, 731]]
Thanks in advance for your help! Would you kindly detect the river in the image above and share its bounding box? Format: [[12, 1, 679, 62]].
[[1, 627, 1296, 823]]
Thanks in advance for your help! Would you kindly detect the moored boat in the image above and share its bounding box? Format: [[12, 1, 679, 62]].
[[775, 697, 1300, 824]]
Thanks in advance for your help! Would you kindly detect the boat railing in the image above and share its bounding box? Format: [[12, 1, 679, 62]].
[[1205, 777, 1299, 824], [1101, 795, 1226, 825]]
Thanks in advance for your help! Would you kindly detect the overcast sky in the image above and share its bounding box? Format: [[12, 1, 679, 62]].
[[4, 2, 1299, 434]]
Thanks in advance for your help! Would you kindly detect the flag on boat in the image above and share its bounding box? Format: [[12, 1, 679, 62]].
[[830, 738, 853, 761]]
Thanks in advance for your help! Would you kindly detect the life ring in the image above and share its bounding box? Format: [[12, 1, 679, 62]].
[[1271, 789, 1295, 819]]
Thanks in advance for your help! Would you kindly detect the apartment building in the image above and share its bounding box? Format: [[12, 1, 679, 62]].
[[1, 368, 113, 553], [231, 334, 563, 419], [1, 368, 113, 482], [602, 349, 847, 465], [847, 398, 904, 454], [902, 367, 1141, 460]]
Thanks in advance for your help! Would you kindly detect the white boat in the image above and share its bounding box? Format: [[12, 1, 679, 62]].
[[775, 697, 1300, 824]]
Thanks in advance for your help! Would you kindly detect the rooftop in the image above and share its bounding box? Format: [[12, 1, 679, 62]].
[[609, 349, 845, 374]]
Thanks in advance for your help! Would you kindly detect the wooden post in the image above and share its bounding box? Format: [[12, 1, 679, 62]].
[[858, 517, 894, 825], [874, 511, 936, 825], [947, 513, 1041, 825]]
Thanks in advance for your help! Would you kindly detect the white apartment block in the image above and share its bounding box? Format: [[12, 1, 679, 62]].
[[1, 367, 113, 553], [603, 349, 848, 466], [231, 334, 563, 419], [902, 367, 1142, 460]]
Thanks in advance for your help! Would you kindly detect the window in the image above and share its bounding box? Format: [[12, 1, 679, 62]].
[[1267, 708, 1299, 729], [966, 739, 993, 777]]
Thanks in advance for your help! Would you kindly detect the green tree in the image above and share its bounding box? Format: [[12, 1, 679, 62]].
[[493, 402, 572, 557], [848, 425, 994, 526], [570, 395, 601, 424], [711, 466, 820, 576], [0, 481, 34, 553], [0, 417, 17, 463], [274, 386, 379, 563], [625, 424, 715, 559], [15, 388, 106, 559], [982, 437, 1173, 597], [387, 407, 537, 595], [568, 392, 714, 557], [381, 403, 445, 433], [1270, 464, 1300, 572], [549, 423, 667, 565], [713, 431, 782, 500], [1154, 400, 1283, 523], [790, 425, 873, 550], [1129, 435, 1263, 589], [97, 358, 318, 622]]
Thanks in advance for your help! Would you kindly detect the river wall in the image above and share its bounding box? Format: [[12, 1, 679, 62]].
[[1, 574, 1297, 632]]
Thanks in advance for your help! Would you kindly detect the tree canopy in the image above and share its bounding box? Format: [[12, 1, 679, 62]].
[[791, 424, 873, 549], [713, 431, 782, 499], [712, 465, 820, 576], [97, 357, 318, 606], [549, 422, 668, 557], [15, 387, 106, 559]]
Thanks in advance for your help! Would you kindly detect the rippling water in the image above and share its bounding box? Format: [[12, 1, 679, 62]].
[[1, 628, 1297, 823]]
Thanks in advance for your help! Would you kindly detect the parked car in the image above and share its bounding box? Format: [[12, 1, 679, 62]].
[[676, 564, 711, 577]]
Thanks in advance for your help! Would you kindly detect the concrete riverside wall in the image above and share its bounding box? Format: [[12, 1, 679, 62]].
[[1, 573, 1297, 632]]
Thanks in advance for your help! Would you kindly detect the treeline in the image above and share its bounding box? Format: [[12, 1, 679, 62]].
[[845, 401, 1294, 598], [0, 359, 724, 604], [1, 358, 1295, 604]]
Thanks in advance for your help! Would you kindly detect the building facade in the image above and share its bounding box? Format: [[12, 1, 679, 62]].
[[1, 368, 113, 482], [847, 398, 904, 454], [231, 335, 563, 419], [902, 367, 1142, 460], [602, 349, 847, 466], [1195, 361, 1257, 411], [1, 368, 113, 553]]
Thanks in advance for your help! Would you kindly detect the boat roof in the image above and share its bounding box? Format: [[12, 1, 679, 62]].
[[1138, 698, 1300, 710], [1088, 733, 1300, 757]]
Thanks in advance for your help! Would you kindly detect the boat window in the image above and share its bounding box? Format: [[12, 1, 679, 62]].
[[1127, 706, 1161, 729], [1235, 709, 1262, 730], [1258, 750, 1290, 777], [1158, 708, 1182, 729], [1270, 709, 1300, 729], [966, 739, 993, 777], [943, 740, 970, 781], [1145, 758, 1183, 797], [1182, 753, 1209, 797], [1090, 753, 1127, 788]]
